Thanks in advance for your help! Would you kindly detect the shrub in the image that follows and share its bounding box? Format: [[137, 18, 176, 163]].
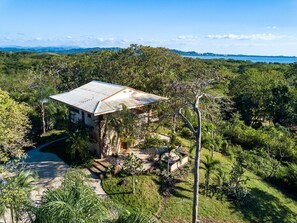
[[223, 161, 250, 204], [139, 136, 166, 149]]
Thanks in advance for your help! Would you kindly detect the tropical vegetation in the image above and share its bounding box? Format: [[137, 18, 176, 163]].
[[0, 45, 297, 222]]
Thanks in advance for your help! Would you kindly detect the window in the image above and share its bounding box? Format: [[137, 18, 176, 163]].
[[69, 107, 79, 114], [87, 113, 91, 118]]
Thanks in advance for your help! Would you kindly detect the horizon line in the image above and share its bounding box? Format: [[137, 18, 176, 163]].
[[0, 45, 296, 58]]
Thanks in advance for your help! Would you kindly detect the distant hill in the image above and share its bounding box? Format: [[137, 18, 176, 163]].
[[0, 46, 122, 54], [171, 49, 297, 58], [0, 46, 296, 59]]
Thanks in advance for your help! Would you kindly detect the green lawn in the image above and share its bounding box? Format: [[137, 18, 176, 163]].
[[102, 175, 162, 216]]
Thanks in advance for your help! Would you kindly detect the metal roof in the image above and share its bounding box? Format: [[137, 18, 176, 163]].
[[50, 81, 167, 116]]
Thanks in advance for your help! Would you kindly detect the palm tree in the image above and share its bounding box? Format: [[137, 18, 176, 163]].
[[200, 154, 220, 195], [33, 170, 111, 223], [0, 170, 37, 223], [66, 130, 89, 161]]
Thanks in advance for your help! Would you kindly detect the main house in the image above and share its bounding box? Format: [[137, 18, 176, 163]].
[[50, 81, 166, 158]]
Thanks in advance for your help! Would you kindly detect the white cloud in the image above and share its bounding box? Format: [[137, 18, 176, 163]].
[[206, 33, 285, 41], [173, 35, 197, 42], [266, 26, 277, 29]]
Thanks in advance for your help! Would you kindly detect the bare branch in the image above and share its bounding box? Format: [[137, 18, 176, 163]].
[[178, 108, 196, 134]]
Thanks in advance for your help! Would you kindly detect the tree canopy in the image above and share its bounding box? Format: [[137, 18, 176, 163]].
[[0, 89, 31, 162]]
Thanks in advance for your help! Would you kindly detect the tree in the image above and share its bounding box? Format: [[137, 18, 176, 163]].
[[176, 74, 224, 223], [122, 153, 143, 194], [33, 170, 112, 223], [0, 170, 37, 223], [200, 154, 220, 195], [230, 69, 296, 126], [0, 89, 31, 163], [226, 160, 250, 203], [66, 129, 89, 162]]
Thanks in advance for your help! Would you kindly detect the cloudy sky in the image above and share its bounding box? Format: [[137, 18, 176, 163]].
[[1, 0, 297, 56]]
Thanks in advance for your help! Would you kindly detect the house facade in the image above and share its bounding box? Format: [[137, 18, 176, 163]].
[[50, 81, 166, 158]]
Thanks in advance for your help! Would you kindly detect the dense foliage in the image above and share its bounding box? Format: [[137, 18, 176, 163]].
[[0, 45, 296, 222], [0, 89, 31, 162]]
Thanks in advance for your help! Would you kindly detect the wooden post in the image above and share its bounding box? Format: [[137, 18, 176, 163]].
[[98, 115, 105, 158]]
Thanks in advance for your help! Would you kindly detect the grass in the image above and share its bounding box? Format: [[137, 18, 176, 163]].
[[102, 175, 162, 215], [40, 128, 297, 222], [160, 148, 297, 223], [160, 150, 246, 223], [102, 132, 297, 223]]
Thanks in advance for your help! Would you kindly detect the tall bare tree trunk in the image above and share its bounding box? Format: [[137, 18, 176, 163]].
[[41, 101, 46, 134], [192, 107, 201, 223]]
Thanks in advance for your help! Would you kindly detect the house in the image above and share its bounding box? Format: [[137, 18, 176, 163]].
[[50, 80, 166, 158]]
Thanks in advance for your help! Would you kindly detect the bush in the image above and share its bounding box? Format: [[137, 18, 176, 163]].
[[223, 120, 297, 163], [139, 136, 166, 149]]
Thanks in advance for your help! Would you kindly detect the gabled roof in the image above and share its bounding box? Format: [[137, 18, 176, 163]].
[[50, 81, 167, 116]]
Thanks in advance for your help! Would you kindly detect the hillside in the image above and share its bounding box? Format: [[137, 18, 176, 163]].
[[103, 146, 297, 223]]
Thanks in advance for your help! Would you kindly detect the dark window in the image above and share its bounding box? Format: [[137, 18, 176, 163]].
[[87, 114, 91, 118], [69, 107, 79, 114]]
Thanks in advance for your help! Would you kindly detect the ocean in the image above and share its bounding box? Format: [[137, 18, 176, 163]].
[[188, 55, 297, 64]]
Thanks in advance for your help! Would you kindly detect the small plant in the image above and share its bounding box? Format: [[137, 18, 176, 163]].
[[224, 160, 250, 204], [122, 153, 143, 194]]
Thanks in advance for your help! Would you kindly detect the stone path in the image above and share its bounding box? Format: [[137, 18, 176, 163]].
[[23, 138, 69, 201], [0, 138, 106, 223], [23, 138, 106, 201]]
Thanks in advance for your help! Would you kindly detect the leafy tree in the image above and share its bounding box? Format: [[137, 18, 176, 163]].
[[230, 69, 296, 125], [158, 134, 183, 178], [159, 145, 182, 178], [0, 89, 31, 162], [283, 163, 297, 190], [122, 153, 143, 194]]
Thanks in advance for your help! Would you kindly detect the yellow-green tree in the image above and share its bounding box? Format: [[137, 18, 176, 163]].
[[0, 89, 31, 163]]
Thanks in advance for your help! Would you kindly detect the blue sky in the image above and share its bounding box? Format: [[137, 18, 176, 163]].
[[0, 0, 297, 55]]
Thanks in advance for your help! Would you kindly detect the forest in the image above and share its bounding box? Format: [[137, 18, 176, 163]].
[[0, 45, 296, 223]]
